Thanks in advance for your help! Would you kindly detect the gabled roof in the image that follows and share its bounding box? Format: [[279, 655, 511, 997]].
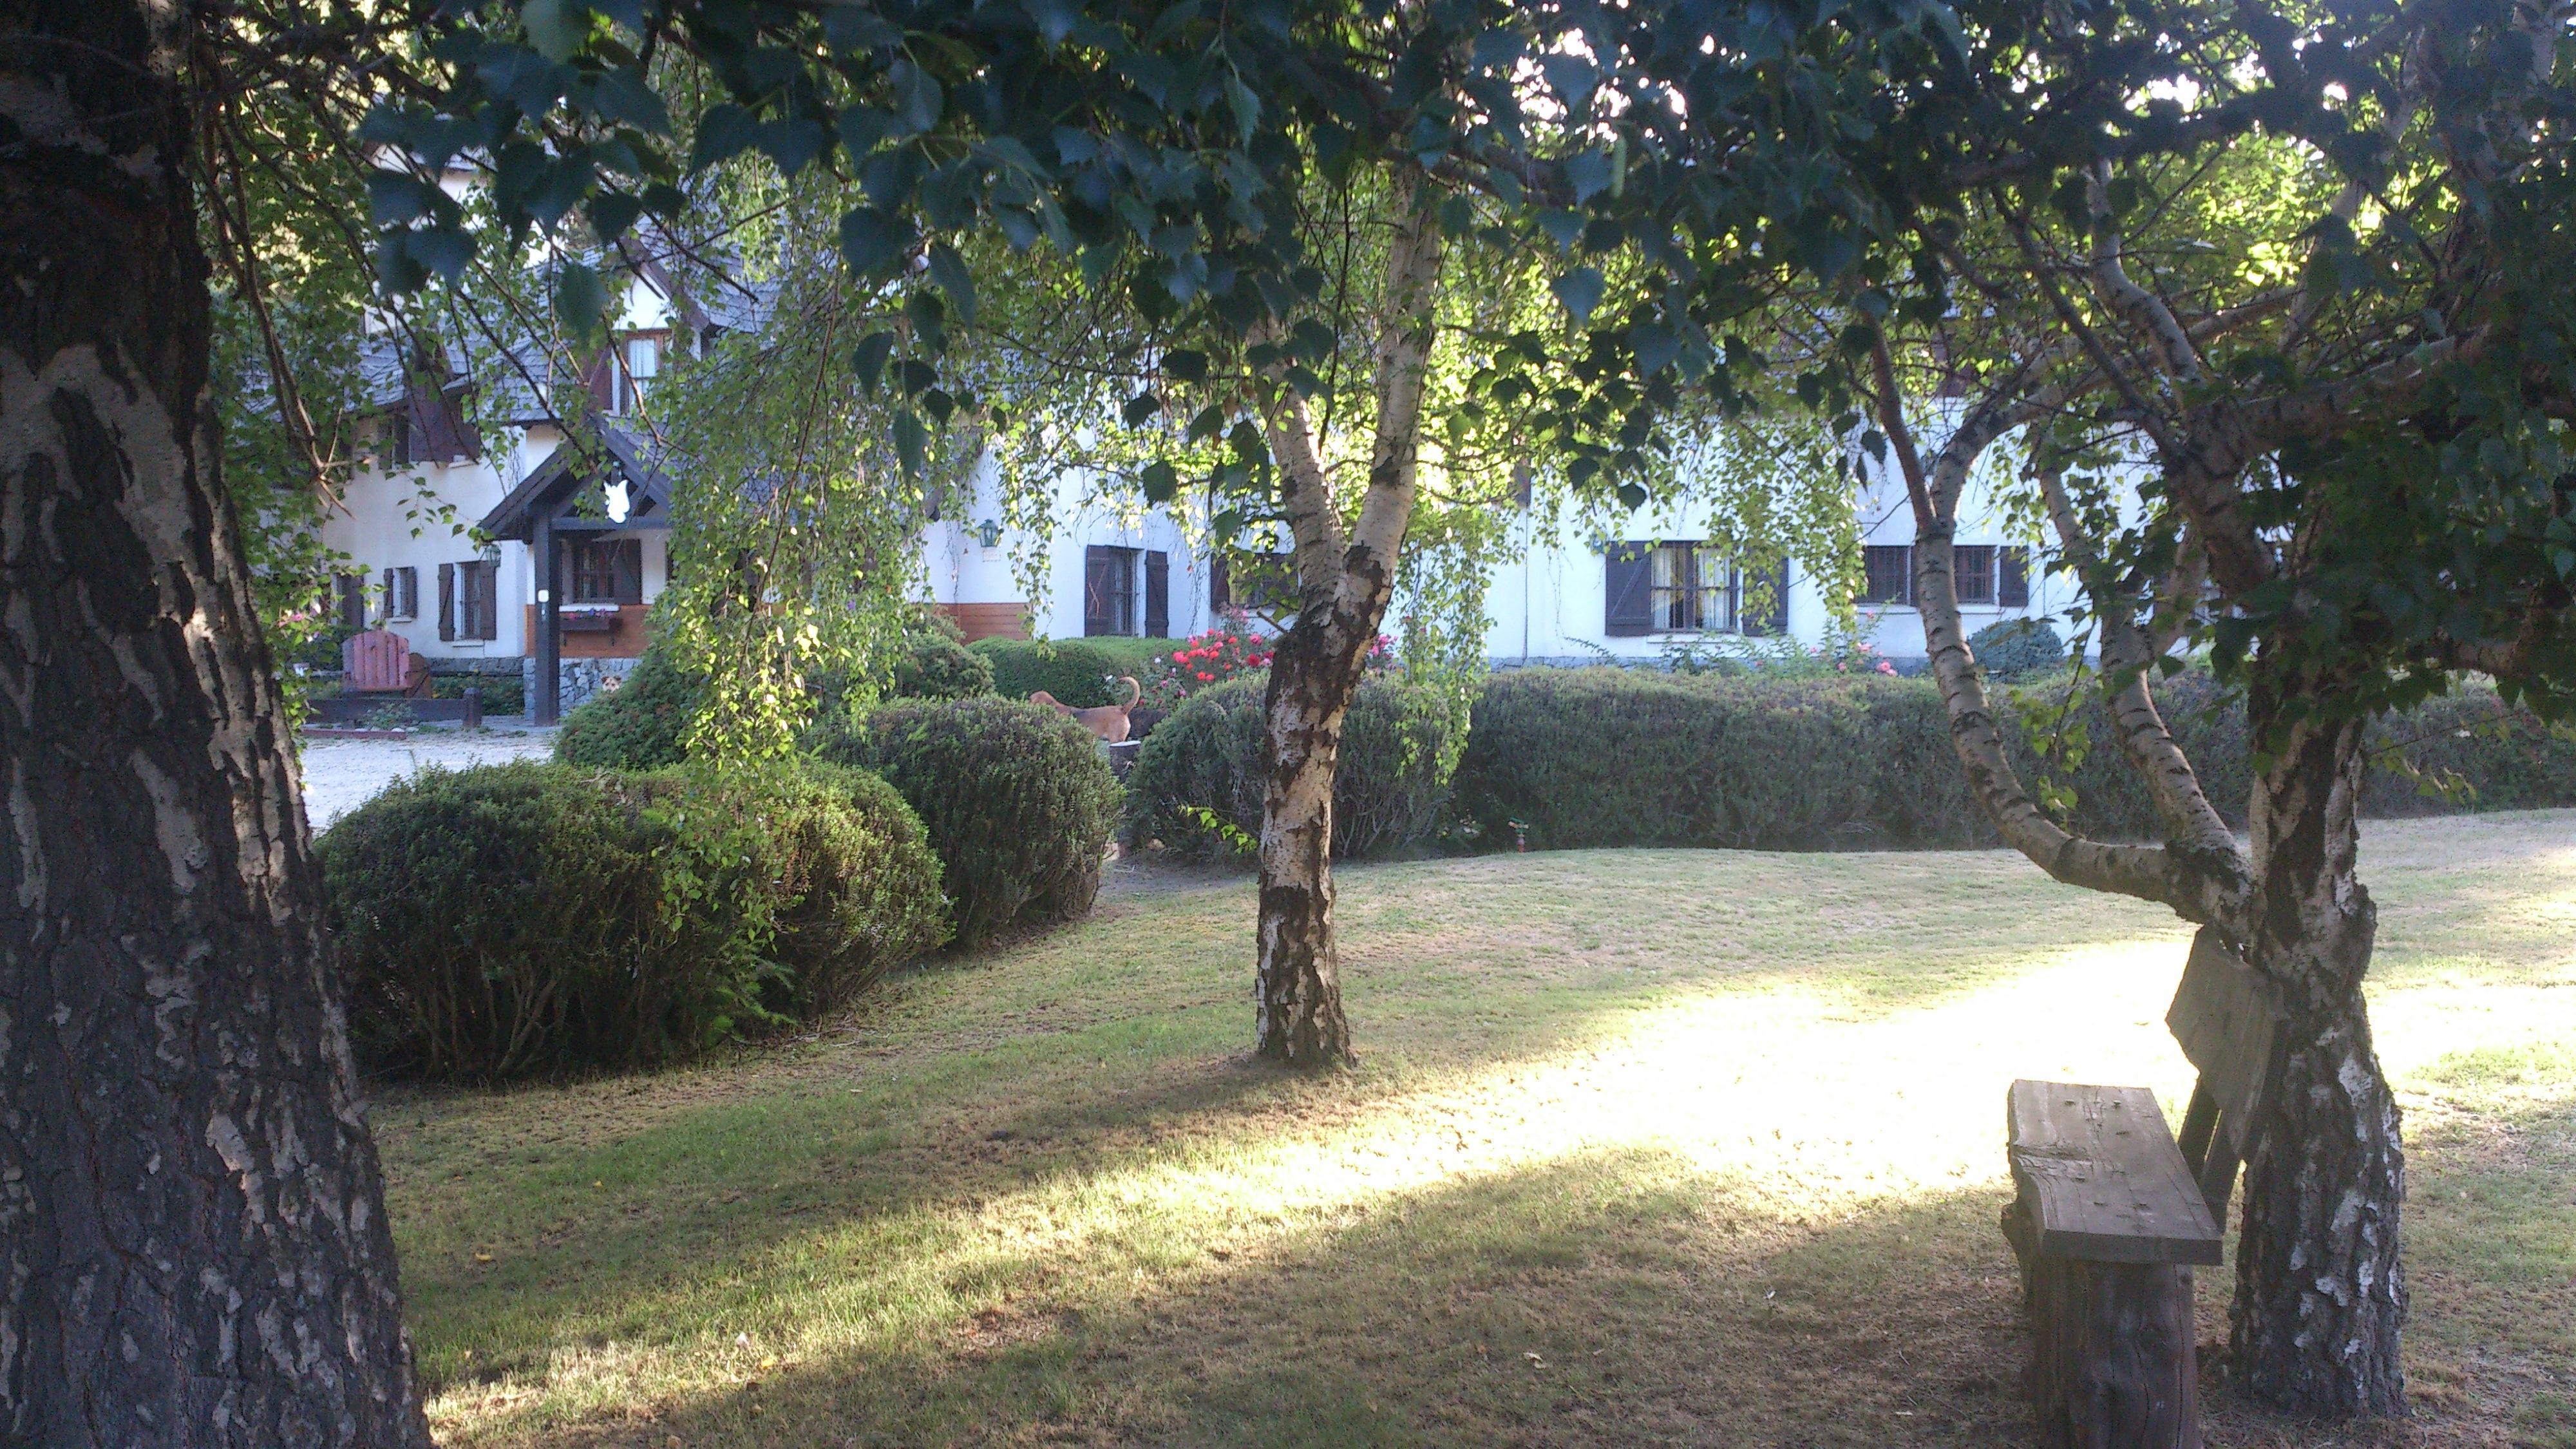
[[479, 422, 674, 541]]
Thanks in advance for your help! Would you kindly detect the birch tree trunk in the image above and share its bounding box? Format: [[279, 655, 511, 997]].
[[2228, 676, 2407, 1415], [1249, 169, 1444, 1065], [0, 5, 430, 1443], [1253, 591, 1385, 1063]]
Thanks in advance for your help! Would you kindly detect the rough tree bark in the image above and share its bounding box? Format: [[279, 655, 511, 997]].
[[0, 5, 430, 1444], [2228, 674, 2407, 1414], [1247, 169, 1444, 1065]]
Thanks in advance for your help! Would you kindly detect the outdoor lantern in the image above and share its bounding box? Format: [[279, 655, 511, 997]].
[[975, 518, 1003, 548]]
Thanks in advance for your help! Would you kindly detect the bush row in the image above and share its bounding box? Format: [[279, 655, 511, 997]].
[[1119, 665, 2576, 860], [321, 761, 948, 1079], [1451, 667, 2576, 851]]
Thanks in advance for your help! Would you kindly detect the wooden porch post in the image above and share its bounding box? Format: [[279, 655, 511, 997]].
[[533, 515, 560, 724]]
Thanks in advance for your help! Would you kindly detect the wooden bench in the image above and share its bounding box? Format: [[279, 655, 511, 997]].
[[2002, 1079, 2222, 1449]]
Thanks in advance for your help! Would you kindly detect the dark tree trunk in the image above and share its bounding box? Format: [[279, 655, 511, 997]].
[[0, 6, 430, 1444], [2228, 685, 2407, 1416], [1253, 595, 1382, 1066]]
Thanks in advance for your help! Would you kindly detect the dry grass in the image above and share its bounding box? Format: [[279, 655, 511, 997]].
[[380, 811, 2576, 1448]]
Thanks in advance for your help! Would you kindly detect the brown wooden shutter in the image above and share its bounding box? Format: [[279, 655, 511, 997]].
[[1144, 550, 1170, 637], [1604, 542, 1654, 636], [437, 563, 456, 641], [1083, 546, 1115, 636], [582, 350, 616, 413], [1998, 546, 2031, 609]]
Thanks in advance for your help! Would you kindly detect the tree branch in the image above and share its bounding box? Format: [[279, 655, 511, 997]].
[[1864, 340, 2215, 919]]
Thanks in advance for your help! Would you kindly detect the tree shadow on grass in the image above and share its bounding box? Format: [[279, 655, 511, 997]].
[[475, 1137, 2528, 1449], [469, 1146, 2047, 1448]]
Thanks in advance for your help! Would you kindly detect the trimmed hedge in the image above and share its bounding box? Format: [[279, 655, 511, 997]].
[[1454, 670, 1983, 850], [555, 646, 700, 769], [971, 638, 1126, 708], [1123, 672, 1457, 861], [1453, 666, 2576, 851], [812, 697, 1121, 947], [319, 760, 947, 1079]]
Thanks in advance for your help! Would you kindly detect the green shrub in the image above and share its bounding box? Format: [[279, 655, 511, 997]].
[[555, 646, 700, 768], [813, 697, 1121, 947], [1124, 672, 1457, 861], [970, 638, 1130, 708], [894, 609, 996, 700], [319, 760, 947, 1079], [1082, 635, 1191, 676], [1457, 669, 1912, 849], [1969, 618, 2067, 680]]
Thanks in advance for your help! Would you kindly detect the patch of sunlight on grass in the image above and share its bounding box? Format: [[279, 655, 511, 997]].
[[388, 810, 2576, 1448]]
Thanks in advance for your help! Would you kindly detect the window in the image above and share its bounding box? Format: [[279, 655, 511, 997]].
[[1998, 546, 2031, 609], [439, 560, 498, 641], [385, 410, 413, 469], [1650, 543, 1732, 632], [1144, 550, 1170, 637], [564, 537, 643, 605], [1606, 542, 1777, 636], [1083, 545, 1138, 635], [1954, 545, 1996, 605], [618, 335, 659, 413], [380, 565, 418, 621], [1860, 545, 1913, 605], [1212, 550, 1294, 618]]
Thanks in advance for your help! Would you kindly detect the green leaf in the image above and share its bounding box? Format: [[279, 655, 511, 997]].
[[554, 261, 608, 345], [522, 0, 590, 61], [838, 207, 912, 275], [1187, 404, 1226, 440], [1563, 151, 1613, 204], [587, 189, 643, 240], [1166, 349, 1209, 383], [1124, 392, 1163, 425], [1551, 267, 1605, 323], [1535, 209, 1585, 249], [893, 409, 929, 477], [1141, 460, 1178, 502], [851, 331, 896, 393], [889, 60, 944, 136], [1022, 0, 1082, 46], [926, 243, 978, 323]]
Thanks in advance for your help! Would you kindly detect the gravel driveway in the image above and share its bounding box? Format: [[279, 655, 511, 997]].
[[299, 728, 558, 829]]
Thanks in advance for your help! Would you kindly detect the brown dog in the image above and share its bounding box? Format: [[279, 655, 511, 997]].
[[1030, 676, 1141, 743]]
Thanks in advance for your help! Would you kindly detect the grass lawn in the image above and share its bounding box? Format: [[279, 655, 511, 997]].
[[383, 811, 2576, 1448]]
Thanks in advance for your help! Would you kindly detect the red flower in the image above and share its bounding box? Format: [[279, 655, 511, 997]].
[[1196, 670, 1215, 681], [1172, 650, 1188, 663]]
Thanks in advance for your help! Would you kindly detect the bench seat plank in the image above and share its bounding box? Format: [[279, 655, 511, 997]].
[[2007, 1081, 2222, 1266]]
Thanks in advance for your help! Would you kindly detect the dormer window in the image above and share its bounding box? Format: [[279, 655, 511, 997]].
[[616, 334, 659, 413]]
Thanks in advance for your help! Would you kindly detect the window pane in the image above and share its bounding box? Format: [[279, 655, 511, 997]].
[[1700, 547, 1736, 632], [1861, 545, 1912, 604], [1955, 545, 1996, 604]]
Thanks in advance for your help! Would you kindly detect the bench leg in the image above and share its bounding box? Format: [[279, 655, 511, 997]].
[[2022, 1253, 2201, 1449]]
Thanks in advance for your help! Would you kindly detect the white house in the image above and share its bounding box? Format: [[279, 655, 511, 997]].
[[319, 255, 2085, 719], [1466, 460, 2079, 668]]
